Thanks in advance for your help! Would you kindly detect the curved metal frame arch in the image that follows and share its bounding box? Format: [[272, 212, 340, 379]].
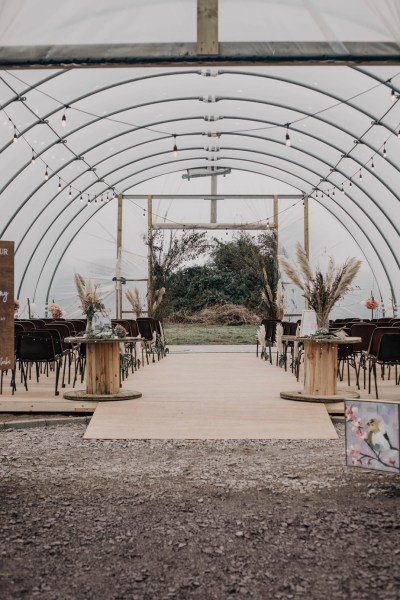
[[18, 140, 400, 299], [4, 104, 400, 248], [22, 154, 395, 304], [18, 142, 400, 301], [42, 164, 390, 309], [2, 71, 400, 236], [13, 122, 398, 259], [1, 69, 397, 307]]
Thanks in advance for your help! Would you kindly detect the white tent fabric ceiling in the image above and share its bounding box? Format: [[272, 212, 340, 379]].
[[0, 0, 399, 316]]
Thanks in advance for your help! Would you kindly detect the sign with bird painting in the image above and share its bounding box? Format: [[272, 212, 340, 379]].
[[345, 400, 399, 474]]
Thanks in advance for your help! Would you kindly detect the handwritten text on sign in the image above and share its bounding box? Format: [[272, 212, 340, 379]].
[[0, 241, 15, 371]]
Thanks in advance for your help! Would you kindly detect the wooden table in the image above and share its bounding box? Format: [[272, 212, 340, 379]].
[[280, 335, 362, 403], [63, 337, 142, 402]]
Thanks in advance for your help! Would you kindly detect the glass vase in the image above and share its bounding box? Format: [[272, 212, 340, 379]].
[[316, 313, 330, 331], [86, 315, 94, 337]]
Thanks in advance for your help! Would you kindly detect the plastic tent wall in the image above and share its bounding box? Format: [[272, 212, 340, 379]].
[[0, 0, 399, 317]]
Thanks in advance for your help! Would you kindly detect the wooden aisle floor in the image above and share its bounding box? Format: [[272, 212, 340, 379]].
[[84, 353, 338, 440]]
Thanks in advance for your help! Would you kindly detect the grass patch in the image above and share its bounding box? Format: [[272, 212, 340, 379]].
[[164, 323, 257, 345]]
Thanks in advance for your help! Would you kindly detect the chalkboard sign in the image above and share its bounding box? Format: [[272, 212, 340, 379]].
[[0, 241, 15, 371]]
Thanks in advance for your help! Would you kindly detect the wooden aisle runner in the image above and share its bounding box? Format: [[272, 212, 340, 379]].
[[84, 353, 337, 440]]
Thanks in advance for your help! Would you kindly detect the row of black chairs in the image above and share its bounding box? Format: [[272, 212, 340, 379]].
[[256, 318, 400, 399], [2, 317, 168, 397]]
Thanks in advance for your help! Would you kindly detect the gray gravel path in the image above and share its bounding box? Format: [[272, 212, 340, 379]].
[[1, 423, 399, 600]]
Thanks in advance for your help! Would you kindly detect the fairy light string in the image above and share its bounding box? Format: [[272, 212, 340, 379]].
[[1, 70, 400, 225]]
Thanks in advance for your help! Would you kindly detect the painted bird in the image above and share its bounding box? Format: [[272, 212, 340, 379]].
[[367, 418, 396, 451]]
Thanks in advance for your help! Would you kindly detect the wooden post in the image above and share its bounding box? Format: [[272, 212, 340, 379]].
[[0, 241, 15, 372], [303, 196, 309, 259], [147, 195, 153, 316], [303, 196, 309, 309], [273, 193, 279, 246], [116, 194, 123, 319], [197, 0, 219, 55], [210, 175, 217, 223]]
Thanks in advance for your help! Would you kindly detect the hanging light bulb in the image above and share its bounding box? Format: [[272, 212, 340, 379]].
[[13, 125, 18, 143], [69, 186, 72, 198], [285, 125, 291, 147], [332, 188, 335, 197], [31, 149, 36, 164], [397, 129, 400, 139], [340, 183, 344, 193], [80, 193, 83, 203], [359, 170, 363, 180], [61, 107, 67, 127], [94, 196, 98, 204], [87, 196, 91, 205], [143, 208, 146, 217], [44, 165, 49, 180], [315, 190, 319, 198], [391, 89, 396, 102], [349, 178, 352, 187], [172, 134, 178, 157], [383, 142, 387, 158], [101, 194, 104, 203], [58, 177, 62, 190], [371, 158, 375, 171]]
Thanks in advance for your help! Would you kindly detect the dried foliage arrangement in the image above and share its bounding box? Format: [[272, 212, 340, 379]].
[[48, 303, 63, 318], [125, 287, 143, 318], [278, 243, 362, 329], [74, 273, 104, 319], [152, 287, 166, 315]]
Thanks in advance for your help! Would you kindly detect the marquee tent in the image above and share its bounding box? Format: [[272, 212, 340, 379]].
[[1, 0, 399, 317]]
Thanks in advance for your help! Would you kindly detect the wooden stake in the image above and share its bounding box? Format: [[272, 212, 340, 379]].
[[116, 194, 123, 318], [147, 195, 153, 316], [197, 0, 219, 55], [304, 196, 309, 309]]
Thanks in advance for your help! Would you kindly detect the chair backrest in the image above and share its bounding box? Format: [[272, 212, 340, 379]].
[[17, 331, 57, 362], [261, 319, 280, 342], [16, 320, 36, 331], [350, 322, 376, 352], [127, 320, 140, 337], [51, 321, 76, 336], [30, 319, 46, 328], [14, 322, 25, 335], [136, 318, 154, 340], [43, 323, 72, 350], [111, 320, 132, 336], [22, 329, 63, 356], [368, 326, 400, 357], [377, 333, 400, 363], [67, 320, 86, 333]]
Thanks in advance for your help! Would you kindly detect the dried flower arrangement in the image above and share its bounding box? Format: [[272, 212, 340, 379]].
[[48, 302, 64, 318], [125, 287, 142, 318], [363, 297, 379, 310], [278, 243, 361, 330], [152, 287, 166, 316], [74, 273, 105, 320]]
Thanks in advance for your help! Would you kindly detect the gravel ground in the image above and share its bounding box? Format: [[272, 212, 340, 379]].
[[1, 422, 399, 600]]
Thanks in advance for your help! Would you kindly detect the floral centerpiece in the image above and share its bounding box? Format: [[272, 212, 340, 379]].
[[74, 273, 105, 336], [48, 302, 64, 319], [363, 295, 379, 319], [278, 243, 361, 332]]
